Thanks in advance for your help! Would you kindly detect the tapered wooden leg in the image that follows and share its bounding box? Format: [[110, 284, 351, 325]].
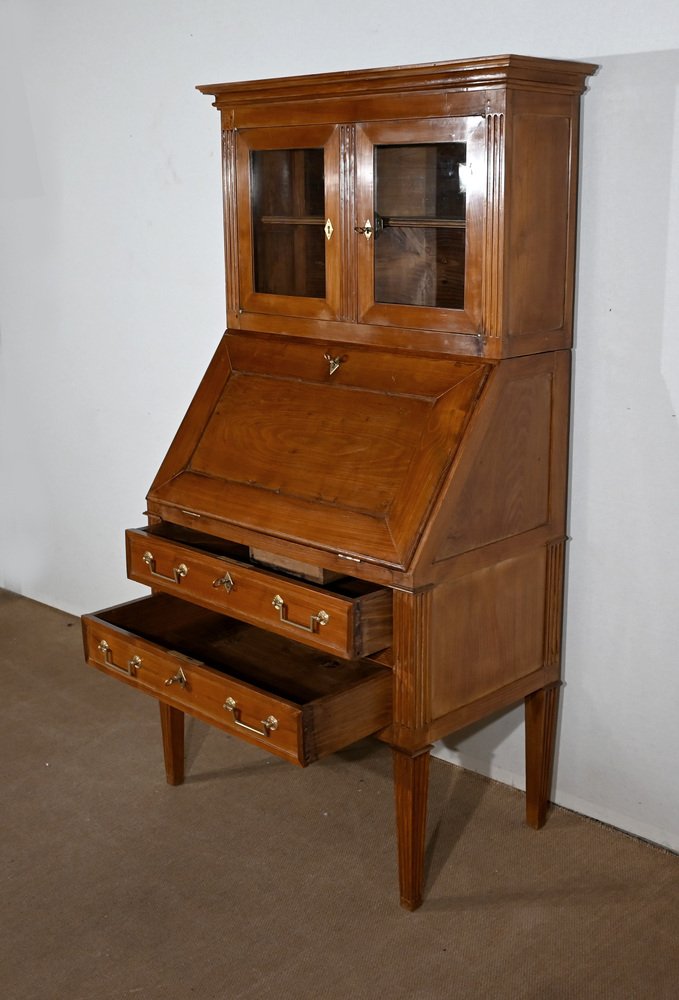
[[525, 683, 560, 829], [392, 745, 431, 911], [159, 702, 185, 786]]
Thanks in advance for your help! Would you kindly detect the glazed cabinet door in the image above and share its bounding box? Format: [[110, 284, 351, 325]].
[[236, 125, 341, 321], [355, 117, 486, 335]]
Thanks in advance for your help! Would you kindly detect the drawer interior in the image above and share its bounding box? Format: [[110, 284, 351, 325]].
[[140, 522, 383, 601], [98, 593, 391, 703]]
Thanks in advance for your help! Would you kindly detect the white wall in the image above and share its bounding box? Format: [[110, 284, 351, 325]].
[[2, 1, 678, 852]]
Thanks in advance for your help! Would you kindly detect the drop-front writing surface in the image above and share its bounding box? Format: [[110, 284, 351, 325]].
[[146, 333, 490, 571], [83, 55, 596, 910]]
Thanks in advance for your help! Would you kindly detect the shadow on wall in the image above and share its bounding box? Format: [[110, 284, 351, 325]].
[[435, 704, 525, 788], [574, 48, 679, 413], [434, 51, 679, 833], [569, 48, 679, 739], [0, 9, 43, 200]]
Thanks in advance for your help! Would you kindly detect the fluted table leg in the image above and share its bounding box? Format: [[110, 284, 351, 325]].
[[392, 745, 431, 911], [159, 702, 185, 786], [525, 683, 560, 829]]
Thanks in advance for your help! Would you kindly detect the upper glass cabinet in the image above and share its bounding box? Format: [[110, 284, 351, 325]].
[[235, 116, 484, 335], [204, 56, 596, 358], [372, 141, 467, 310], [355, 117, 485, 335], [251, 147, 327, 299], [236, 125, 341, 321]]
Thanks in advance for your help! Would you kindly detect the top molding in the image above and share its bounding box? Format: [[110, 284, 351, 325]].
[[197, 54, 597, 106]]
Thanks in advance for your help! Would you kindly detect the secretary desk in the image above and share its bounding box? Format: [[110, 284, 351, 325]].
[[82, 55, 596, 909]]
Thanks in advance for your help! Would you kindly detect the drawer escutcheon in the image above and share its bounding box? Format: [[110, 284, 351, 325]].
[[164, 667, 189, 689], [212, 571, 235, 593]]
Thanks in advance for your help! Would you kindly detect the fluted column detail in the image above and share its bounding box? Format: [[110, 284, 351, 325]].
[[222, 128, 240, 318], [544, 537, 567, 668], [339, 123, 356, 321], [392, 588, 433, 733], [482, 112, 505, 339]]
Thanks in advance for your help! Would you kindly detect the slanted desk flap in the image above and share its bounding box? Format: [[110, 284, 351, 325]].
[[148, 334, 489, 570]]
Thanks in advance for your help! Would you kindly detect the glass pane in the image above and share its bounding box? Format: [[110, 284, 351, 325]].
[[374, 142, 466, 309], [251, 148, 326, 298]]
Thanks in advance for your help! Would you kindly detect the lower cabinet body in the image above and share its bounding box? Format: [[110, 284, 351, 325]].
[[82, 545, 562, 910]]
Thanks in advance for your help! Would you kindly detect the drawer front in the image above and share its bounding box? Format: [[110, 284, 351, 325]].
[[82, 596, 392, 766], [126, 528, 391, 657]]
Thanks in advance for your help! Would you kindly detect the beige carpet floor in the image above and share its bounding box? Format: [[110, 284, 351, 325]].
[[2, 588, 678, 999]]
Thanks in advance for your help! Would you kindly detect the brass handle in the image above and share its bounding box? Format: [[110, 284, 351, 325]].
[[272, 594, 330, 633], [354, 218, 373, 240], [164, 667, 188, 688], [223, 697, 278, 737], [324, 218, 334, 241], [212, 571, 235, 593], [97, 640, 142, 677], [142, 551, 188, 585]]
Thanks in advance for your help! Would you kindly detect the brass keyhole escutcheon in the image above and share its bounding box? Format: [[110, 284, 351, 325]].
[[164, 667, 188, 689], [324, 352, 344, 376], [212, 571, 235, 593]]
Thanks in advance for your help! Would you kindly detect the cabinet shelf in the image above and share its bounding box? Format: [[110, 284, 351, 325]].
[[257, 216, 467, 231], [381, 217, 465, 230], [259, 215, 325, 226]]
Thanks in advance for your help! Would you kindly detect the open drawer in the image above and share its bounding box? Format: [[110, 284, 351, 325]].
[[82, 593, 392, 766], [126, 525, 392, 658]]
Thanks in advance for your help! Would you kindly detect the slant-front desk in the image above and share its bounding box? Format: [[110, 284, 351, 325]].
[[82, 55, 596, 909]]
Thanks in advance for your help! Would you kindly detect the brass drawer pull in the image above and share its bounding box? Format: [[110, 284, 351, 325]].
[[164, 667, 188, 689], [212, 571, 235, 593], [97, 640, 142, 677], [272, 594, 330, 633], [142, 550, 188, 584], [223, 697, 278, 737]]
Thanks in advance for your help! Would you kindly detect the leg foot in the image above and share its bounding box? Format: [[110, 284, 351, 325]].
[[525, 683, 560, 829], [392, 745, 431, 911], [159, 701, 185, 785]]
